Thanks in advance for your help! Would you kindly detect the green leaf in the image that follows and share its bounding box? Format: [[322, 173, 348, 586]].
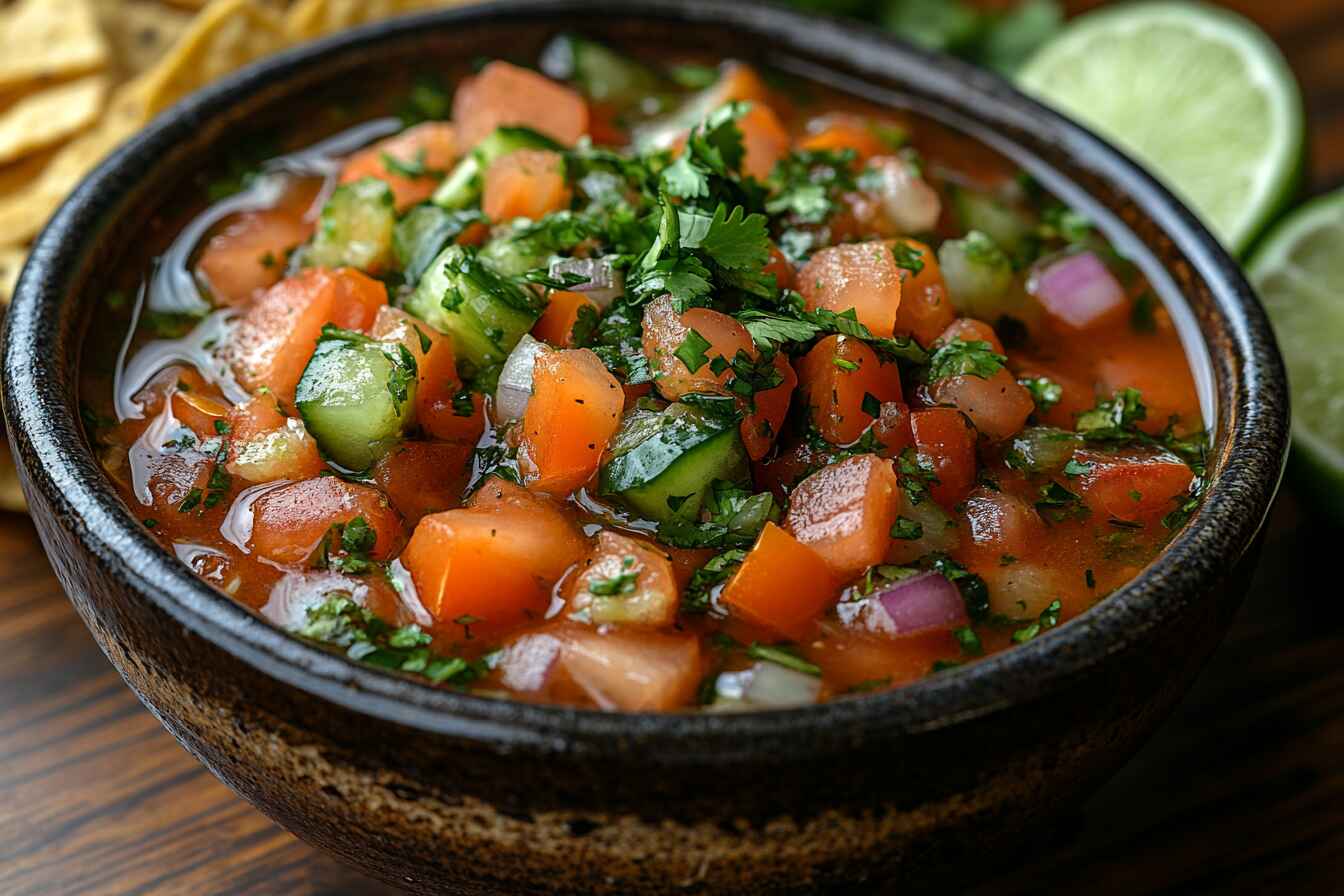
[[677, 204, 771, 271]]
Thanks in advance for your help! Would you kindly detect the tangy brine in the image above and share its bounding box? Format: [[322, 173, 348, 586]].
[[81, 35, 1204, 711]]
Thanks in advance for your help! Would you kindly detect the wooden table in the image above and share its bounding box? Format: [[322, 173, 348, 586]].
[[3, 2, 1343, 893]]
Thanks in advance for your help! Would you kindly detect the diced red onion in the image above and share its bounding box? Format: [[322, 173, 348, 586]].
[[1030, 251, 1125, 330], [873, 156, 941, 233], [548, 256, 625, 309], [494, 334, 550, 423], [497, 633, 562, 692], [874, 571, 967, 636]]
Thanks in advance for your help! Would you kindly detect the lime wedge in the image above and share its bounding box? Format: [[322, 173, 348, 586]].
[[1018, 2, 1303, 255], [1247, 190, 1344, 519]]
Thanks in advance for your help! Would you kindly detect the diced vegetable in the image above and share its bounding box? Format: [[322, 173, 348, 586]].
[[519, 348, 624, 496], [712, 661, 821, 709], [306, 178, 397, 274], [567, 531, 679, 627], [247, 477, 403, 566], [1030, 251, 1128, 331], [807, 624, 955, 692], [548, 256, 625, 309], [737, 103, 791, 182], [424, 390, 485, 444], [930, 367, 1034, 441], [401, 243, 543, 372], [633, 61, 774, 151], [1005, 426, 1079, 474], [798, 334, 901, 446], [740, 353, 796, 462], [372, 441, 474, 524], [962, 489, 1045, 558], [796, 241, 904, 338], [338, 122, 458, 211], [465, 478, 589, 582], [393, 205, 486, 286], [433, 125, 564, 210], [867, 155, 942, 234], [171, 390, 231, 440], [980, 561, 1070, 620], [368, 306, 462, 440], [453, 60, 590, 149], [532, 290, 597, 347], [868, 571, 968, 637], [1076, 449, 1195, 522], [196, 208, 311, 307], [227, 268, 386, 404], [496, 632, 563, 693], [599, 398, 748, 523], [950, 185, 1034, 258], [642, 296, 756, 401], [295, 327, 418, 472], [884, 489, 961, 565], [225, 392, 324, 484], [482, 149, 572, 222], [796, 114, 892, 161], [888, 239, 956, 347], [545, 624, 703, 711], [720, 522, 838, 640], [937, 317, 1004, 353], [494, 333, 552, 423], [782, 454, 901, 581], [938, 231, 1013, 320], [538, 34, 667, 108], [909, 408, 978, 508]]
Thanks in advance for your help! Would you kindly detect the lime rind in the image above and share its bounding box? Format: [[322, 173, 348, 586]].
[[1018, 1, 1304, 255], [1247, 190, 1344, 502]]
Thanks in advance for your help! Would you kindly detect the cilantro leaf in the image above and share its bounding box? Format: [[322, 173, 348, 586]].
[[926, 337, 1006, 383]]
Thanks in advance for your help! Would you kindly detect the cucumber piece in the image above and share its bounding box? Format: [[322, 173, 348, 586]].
[[1004, 426, 1079, 474], [401, 244, 543, 373], [950, 186, 1035, 260], [477, 211, 598, 277], [599, 398, 749, 523], [938, 230, 1014, 319], [307, 177, 396, 272], [432, 126, 563, 210], [539, 34, 667, 107], [295, 327, 417, 471], [393, 205, 486, 286]]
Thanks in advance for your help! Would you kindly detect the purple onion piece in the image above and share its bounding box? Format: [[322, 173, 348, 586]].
[[1031, 250, 1125, 329], [874, 571, 968, 636]]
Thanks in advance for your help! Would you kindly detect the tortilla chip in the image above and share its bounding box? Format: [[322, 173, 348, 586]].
[[0, 75, 109, 168], [137, 0, 289, 119], [0, 245, 24, 305], [285, 0, 470, 41], [0, 0, 111, 94], [91, 0, 198, 80]]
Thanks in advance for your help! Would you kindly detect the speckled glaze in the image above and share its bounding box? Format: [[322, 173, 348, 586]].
[[2, 2, 1289, 893]]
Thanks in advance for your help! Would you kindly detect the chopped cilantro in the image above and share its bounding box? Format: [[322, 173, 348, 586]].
[[589, 556, 640, 596], [890, 517, 924, 540], [1020, 376, 1062, 412], [1011, 599, 1062, 643], [926, 337, 1006, 383], [674, 328, 713, 373]]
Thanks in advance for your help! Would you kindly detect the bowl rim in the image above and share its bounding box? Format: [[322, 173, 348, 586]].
[[2, 0, 1289, 759]]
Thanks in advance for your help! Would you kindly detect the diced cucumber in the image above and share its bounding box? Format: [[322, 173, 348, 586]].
[[1004, 426, 1080, 474], [599, 399, 749, 523], [938, 230, 1014, 319], [295, 328, 418, 471], [307, 178, 396, 271], [539, 34, 668, 108], [393, 205, 485, 286], [432, 126, 563, 210], [950, 186, 1035, 260], [477, 212, 598, 277], [401, 244, 543, 373]]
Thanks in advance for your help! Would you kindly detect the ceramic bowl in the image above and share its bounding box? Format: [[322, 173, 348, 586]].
[[1, 2, 1289, 893]]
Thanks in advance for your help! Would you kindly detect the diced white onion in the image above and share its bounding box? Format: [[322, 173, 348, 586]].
[[549, 256, 625, 309], [713, 662, 821, 709], [494, 334, 551, 423]]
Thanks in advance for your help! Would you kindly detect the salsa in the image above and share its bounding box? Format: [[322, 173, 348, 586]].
[[82, 37, 1206, 712]]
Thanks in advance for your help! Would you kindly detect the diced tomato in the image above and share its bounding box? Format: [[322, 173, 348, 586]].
[[737, 103, 791, 182], [482, 149, 571, 222], [518, 349, 623, 496], [532, 290, 597, 347], [721, 522, 838, 640], [195, 210, 311, 308], [960, 488, 1045, 562], [804, 625, 957, 693], [227, 268, 386, 404], [423, 390, 485, 444], [1095, 337, 1201, 435], [798, 334, 902, 446], [909, 407, 977, 508], [465, 479, 589, 583], [764, 242, 795, 291], [453, 61, 589, 148], [741, 353, 797, 461], [872, 400, 914, 455], [783, 454, 901, 581], [225, 391, 325, 484], [703, 62, 775, 110], [796, 241, 904, 338], [642, 295, 756, 401], [544, 624, 703, 711], [247, 477, 403, 566], [1076, 450, 1195, 522], [796, 114, 891, 162], [888, 239, 955, 346], [369, 306, 462, 438], [338, 122, 458, 211], [372, 441, 473, 523], [930, 368, 1034, 441], [567, 531, 680, 628], [1012, 359, 1093, 430], [171, 390, 231, 440], [937, 317, 1004, 354]]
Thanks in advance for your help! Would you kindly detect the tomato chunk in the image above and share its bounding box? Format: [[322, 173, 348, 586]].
[[1076, 450, 1195, 523], [566, 531, 680, 628], [532, 289, 597, 348], [227, 268, 386, 404], [798, 334, 901, 446], [465, 479, 589, 583], [225, 392, 324, 484], [796, 241, 904, 338], [888, 239, 955, 346], [369, 306, 462, 439], [930, 367, 1034, 441], [805, 625, 956, 693], [797, 114, 891, 161], [721, 522, 838, 640], [338, 122, 458, 211], [909, 408, 977, 508], [518, 349, 624, 496], [454, 61, 589, 148], [542, 624, 703, 711], [737, 103, 791, 182], [482, 148, 572, 222], [741, 353, 797, 462], [642, 296, 757, 401], [247, 478, 403, 566], [196, 209, 312, 307], [372, 441, 473, 524], [783, 454, 901, 582]]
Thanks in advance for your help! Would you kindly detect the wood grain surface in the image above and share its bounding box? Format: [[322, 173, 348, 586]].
[[3, 2, 1344, 893]]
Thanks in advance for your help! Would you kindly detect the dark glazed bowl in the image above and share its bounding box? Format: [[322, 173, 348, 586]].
[[2, 2, 1289, 893]]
